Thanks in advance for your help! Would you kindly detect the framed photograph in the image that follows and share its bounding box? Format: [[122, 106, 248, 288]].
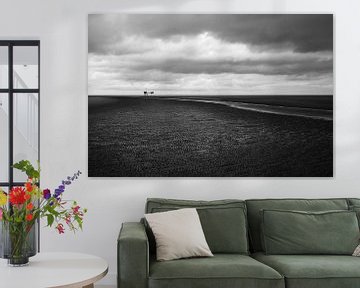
[[88, 14, 333, 177]]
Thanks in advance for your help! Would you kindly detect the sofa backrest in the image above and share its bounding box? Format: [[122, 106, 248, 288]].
[[348, 198, 360, 207], [245, 198, 349, 252], [145, 198, 249, 254]]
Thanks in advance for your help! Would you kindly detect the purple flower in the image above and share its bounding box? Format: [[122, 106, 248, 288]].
[[54, 189, 63, 197], [54, 171, 82, 199], [43, 189, 51, 200]]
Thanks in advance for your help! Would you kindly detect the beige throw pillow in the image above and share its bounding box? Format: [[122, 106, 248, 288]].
[[145, 208, 213, 261], [353, 244, 360, 256]]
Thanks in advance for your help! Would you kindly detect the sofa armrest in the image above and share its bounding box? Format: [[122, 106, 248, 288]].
[[118, 222, 149, 288]]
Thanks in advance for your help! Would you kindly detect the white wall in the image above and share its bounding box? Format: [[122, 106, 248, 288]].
[[1, 0, 360, 285]]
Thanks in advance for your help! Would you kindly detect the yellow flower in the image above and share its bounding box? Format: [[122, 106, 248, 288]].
[[0, 190, 7, 206]]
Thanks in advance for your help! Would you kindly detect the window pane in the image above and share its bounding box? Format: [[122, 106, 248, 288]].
[[0, 46, 8, 89], [0, 186, 8, 192], [0, 94, 9, 182], [13, 93, 39, 182], [13, 46, 38, 89]]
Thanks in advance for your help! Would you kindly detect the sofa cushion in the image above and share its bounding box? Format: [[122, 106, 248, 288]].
[[349, 205, 360, 228], [145, 208, 213, 261], [261, 209, 359, 255], [149, 254, 284, 288], [347, 199, 360, 229], [347, 198, 360, 207], [146, 198, 249, 254], [246, 198, 349, 252], [252, 252, 360, 288]]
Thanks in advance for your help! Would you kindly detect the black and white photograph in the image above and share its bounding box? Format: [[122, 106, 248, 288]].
[[88, 14, 333, 177]]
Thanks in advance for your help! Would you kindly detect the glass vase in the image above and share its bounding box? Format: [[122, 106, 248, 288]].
[[0, 220, 37, 266]]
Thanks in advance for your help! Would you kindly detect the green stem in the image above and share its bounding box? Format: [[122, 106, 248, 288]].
[[8, 222, 30, 259]]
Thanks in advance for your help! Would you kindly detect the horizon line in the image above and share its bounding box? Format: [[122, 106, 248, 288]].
[[88, 94, 333, 97]]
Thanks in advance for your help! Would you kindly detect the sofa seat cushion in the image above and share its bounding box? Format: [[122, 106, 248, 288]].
[[252, 252, 360, 288], [149, 254, 284, 288]]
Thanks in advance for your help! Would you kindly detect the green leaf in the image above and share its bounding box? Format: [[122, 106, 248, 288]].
[[12, 160, 40, 180], [47, 214, 54, 227], [46, 205, 60, 217], [75, 216, 83, 230]]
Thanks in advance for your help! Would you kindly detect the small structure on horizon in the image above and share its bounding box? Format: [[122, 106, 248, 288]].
[[144, 90, 155, 97]]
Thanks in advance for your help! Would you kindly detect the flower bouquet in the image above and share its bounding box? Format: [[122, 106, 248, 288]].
[[0, 160, 87, 266]]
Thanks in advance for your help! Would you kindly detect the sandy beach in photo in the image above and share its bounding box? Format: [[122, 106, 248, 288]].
[[88, 95, 333, 177]]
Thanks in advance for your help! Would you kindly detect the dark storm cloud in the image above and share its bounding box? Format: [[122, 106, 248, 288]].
[[89, 14, 333, 54], [131, 58, 333, 76], [93, 56, 332, 78]]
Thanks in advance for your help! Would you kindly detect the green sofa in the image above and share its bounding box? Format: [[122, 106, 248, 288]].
[[118, 198, 360, 288]]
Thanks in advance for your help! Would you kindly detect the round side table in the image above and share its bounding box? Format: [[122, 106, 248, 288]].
[[0, 252, 108, 288]]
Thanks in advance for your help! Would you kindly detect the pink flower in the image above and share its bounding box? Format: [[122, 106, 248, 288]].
[[72, 205, 80, 215], [0, 208, 3, 220], [65, 214, 71, 225], [56, 223, 65, 234]]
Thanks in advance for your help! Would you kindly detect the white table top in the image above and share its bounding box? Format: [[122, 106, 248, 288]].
[[0, 252, 108, 288]]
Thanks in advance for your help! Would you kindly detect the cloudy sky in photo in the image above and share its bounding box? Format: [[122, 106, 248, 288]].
[[88, 14, 333, 96]]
